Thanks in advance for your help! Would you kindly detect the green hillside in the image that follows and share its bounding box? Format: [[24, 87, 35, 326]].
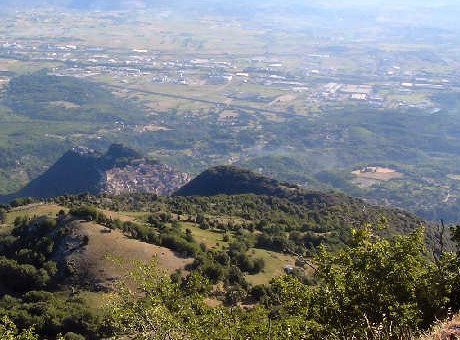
[[0, 190, 458, 339], [5, 71, 144, 123], [175, 166, 425, 240]]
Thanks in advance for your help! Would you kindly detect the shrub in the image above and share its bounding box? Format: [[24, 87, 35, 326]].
[[69, 206, 105, 223], [0, 257, 50, 292]]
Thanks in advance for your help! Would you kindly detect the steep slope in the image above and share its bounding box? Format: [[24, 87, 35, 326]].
[[53, 219, 192, 289], [5, 147, 103, 200], [0, 206, 192, 292], [0, 144, 190, 202]]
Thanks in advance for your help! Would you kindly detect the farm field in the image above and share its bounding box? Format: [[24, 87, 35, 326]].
[[351, 166, 404, 188]]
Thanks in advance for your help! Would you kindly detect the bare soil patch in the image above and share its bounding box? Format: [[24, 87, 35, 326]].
[[49, 101, 81, 109], [352, 166, 403, 188], [135, 124, 171, 133], [61, 220, 192, 289]]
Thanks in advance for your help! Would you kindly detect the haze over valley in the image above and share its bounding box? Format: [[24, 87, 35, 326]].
[[0, 0, 459, 222], [1, 1, 460, 339]]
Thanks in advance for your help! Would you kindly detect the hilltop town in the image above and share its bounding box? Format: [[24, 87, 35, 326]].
[[104, 160, 191, 195]]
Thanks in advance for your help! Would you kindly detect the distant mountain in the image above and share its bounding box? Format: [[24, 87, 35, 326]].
[[0, 144, 190, 202], [1, 0, 157, 10], [68, 0, 147, 10]]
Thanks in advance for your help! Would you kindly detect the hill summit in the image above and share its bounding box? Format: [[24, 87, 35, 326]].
[[176, 165, 346, 205], [175, 165, 297, 197], [175, 165, 427, 236]]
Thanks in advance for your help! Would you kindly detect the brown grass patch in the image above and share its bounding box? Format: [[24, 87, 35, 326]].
[[64, 221, 192, 288]]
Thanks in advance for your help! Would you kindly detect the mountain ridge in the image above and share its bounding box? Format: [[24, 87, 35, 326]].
[[177, 165, 363, 206]]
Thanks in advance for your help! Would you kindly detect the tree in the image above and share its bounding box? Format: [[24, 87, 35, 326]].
[[102, 226, 460, 340], [0, 316, 38, 340], [296, 227, 453, 338]]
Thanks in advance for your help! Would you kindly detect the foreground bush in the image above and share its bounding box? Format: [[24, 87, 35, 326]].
[[0, 316, 38, 340], [103, 227, 460, 339]]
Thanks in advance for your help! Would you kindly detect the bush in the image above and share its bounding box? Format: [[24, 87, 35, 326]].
[[69, 206, 107, 224], [266, 227, 457, 338], [0, 316, 38, 340], [201, 263, 224, 284], [0, 257, 50, 292], [160, 233, 199, 257]]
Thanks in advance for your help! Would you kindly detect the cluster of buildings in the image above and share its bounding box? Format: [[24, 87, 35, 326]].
[[0, 37, 458, 114], [321, 83, 375, 101], [104, 161, 191, 196]]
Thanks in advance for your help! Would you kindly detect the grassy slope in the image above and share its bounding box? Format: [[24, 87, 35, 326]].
[[4, 204, 299, 285], [246, 248, 297, 285], [67, 221, 193, 284], [103, 209, 300, 284], [4, 203, 65, 224], [3, 204, 192, 277]]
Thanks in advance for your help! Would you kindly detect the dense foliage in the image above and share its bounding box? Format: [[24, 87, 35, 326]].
[[101, 226, 460, 339], [69, 204, 265, 286], [0, 199, 460, 338], [54, 191, 429, 253], [175, 165, 297, 197], [0, 216, 101, 338], [0, 217, 59, 292]]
